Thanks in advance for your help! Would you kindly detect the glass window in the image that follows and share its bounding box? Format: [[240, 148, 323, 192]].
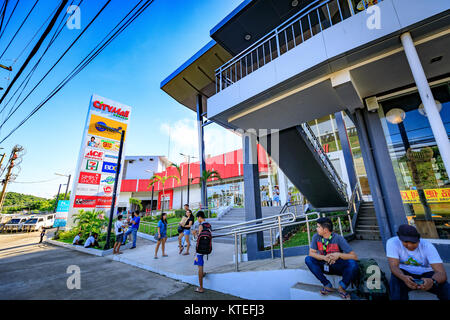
[[379, 82, 450, 239]]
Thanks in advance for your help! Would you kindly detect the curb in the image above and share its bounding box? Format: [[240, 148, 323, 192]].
[[46, 238, 133, 257]]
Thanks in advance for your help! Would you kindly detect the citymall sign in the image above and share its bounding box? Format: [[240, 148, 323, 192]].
[[67, 94, 131, 227]]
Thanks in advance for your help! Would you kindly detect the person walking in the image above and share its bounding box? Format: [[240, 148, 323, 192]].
[[178, 209, 194, 255], [154, 212, 168, 259], [39, 228, 46, 244]]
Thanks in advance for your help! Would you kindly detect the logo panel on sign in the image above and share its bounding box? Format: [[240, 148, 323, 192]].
[[87, 114, 127, 141], [84, 148, 104, 161], [102, 161, 117, 174], [78, 172, 101, 185]]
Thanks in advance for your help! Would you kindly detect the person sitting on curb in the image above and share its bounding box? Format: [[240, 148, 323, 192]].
[[304, 217, 358, 300], [387, 224, 450, 300], [84, 233, 100, 248], [72, 232, 84, 245]]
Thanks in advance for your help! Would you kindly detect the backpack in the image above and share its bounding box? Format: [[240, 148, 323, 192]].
[[356, 258, 389, 300], [196, 222, 212, 255]]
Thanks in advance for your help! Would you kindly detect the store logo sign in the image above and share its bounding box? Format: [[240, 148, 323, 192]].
[[101, 176, 115, 185], [78, 172, 101, 185], [103, 186, 112, 195], [85, 149, 103, 161], [93, 100, 130, 120], [86, 160, 99, 171], [102, 161, 117, 174]]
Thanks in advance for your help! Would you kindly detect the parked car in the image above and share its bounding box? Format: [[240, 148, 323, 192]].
[[22, 214, 55, 232], [4, 216, 30, 232]]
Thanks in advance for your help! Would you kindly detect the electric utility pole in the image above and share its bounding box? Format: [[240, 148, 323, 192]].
[[0, 146, 20, 212]]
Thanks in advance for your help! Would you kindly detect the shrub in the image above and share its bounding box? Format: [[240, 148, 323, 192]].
[[174, 209, 185, 218]]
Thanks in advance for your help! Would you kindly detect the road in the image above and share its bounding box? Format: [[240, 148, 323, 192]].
[[0, 231, 241, 300]]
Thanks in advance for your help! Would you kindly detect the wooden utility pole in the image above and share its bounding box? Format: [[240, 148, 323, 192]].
[[0, 147, 20, 213]]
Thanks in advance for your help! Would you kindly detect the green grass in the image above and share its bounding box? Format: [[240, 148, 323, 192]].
[[267, 231, 311, 251]]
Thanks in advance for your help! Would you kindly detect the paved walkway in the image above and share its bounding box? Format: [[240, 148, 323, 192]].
[[0, 232, 240, 300]]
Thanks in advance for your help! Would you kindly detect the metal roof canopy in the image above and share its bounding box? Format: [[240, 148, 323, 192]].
[[210, 0, 315, 56], [160, 40, 232, 112]]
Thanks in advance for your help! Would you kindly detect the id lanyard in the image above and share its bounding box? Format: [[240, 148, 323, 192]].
[[322, 235, 332, 272]]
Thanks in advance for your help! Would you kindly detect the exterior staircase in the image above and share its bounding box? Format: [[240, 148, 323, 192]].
[[211, 206, 284, 245], [355, 202, 381, 240]]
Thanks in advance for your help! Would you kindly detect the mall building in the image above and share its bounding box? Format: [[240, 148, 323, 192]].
[[159, 0, 450, 260], [118, 140, 356, 212]]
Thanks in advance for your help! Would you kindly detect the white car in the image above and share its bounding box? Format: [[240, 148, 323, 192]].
[[23, 214, 55, 232], [4, 217, 29, 232]]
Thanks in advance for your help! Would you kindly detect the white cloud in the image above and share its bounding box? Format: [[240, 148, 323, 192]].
[[160, 118, 242, 165]]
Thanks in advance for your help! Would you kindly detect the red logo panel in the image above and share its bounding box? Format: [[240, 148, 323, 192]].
[[78, 172, 101, 185], [74, 195, 97, 208]]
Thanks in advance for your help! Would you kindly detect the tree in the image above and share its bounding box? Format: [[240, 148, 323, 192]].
[[193, 170, 222, 214], [129, 197, 143, 212], [147, 174, 180, 213], [170, 162, 183, 209]]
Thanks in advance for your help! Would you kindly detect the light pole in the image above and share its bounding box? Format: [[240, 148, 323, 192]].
[[180, 153, 196, 206], [55, 173, 71, 200]]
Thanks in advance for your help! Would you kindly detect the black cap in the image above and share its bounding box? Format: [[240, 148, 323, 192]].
[[397, 224, 420, 243]]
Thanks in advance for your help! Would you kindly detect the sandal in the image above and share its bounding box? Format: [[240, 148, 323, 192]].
[[162, 254, 168, 257], [182, 252, 190, 255], [195, 288, 204, 293], [338, 290, 350, 300], [154, 256, 158, 259], [179, 246, 183, 254], [320, 286, 334, 296]]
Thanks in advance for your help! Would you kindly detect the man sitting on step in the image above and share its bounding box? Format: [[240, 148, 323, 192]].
[[387, 224, 450, 300], [305, 217, 359, 300]]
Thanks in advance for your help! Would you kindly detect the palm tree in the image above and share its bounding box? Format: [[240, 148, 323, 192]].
[[170, 162, 183, 209], [148, 174, 180, 213], [193, 169, 222, 215]]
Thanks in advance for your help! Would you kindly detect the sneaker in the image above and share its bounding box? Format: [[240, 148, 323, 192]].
[[130, 246, 136, 249]]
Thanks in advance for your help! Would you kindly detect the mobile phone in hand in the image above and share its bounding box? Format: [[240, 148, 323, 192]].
[[413, 279, 424, 285]]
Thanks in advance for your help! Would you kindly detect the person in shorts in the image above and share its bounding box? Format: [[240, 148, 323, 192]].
[[178, 209, 194, 255], [194, 210, 207, 293], [154, 212, 168, 259], [113, 215, 124, 254]]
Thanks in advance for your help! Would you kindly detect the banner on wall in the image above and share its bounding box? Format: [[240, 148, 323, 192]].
[[400, 188, 450, 204], [67, 94, 131, 227]]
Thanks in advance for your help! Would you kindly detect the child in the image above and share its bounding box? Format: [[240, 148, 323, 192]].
[[84, 233, 100, 248], [194, 210, 209, 293]]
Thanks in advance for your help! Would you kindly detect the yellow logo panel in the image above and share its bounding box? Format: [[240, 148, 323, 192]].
[[87, 114, 127, 141]]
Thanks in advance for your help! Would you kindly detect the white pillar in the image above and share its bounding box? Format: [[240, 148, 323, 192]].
[[277, 167, 289, 205], [401, 32, 450, 174]]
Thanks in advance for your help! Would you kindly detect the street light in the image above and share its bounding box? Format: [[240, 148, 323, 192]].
[[54, 172, 71, 200], [180, 153, 196, 206]]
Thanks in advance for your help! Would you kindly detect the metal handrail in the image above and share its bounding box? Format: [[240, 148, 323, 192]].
[[300, 122, 348, 201], [211, 209, 354, 272], [215, 0, 380, 92], [139, 221, 179, 237]]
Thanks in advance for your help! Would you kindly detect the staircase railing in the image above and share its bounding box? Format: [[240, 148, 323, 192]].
[[300, 122, 348, 202]]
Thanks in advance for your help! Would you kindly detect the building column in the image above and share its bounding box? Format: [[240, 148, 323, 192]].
[[401, 32, 450, 174], [352, 109, 393, 247], [277, 167, 289, 205], [243, 131, 264, 259], [196, 94, 207, 209], [335, 112, 357, 193]]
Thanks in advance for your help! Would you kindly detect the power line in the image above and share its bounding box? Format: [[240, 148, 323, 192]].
[[10, 177, 61, 184], [0, 0, 80, 118], [0, 0, 154, 143], [0, 0, 39, 61], [0, 0, 67, 106], [0, 0, 19, 40], [0, 0, 105, 126]]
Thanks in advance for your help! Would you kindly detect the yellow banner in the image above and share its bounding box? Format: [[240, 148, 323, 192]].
[[87, 114, 127, 141], [400, 188, 450, 204]]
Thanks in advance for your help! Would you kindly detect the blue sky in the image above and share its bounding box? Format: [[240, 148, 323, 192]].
[[0, 0, 243, 198]]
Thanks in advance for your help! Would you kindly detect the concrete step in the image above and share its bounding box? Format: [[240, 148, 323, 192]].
[[290, 283, 341, 300]]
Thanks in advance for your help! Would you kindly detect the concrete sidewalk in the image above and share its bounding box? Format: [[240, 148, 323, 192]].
[[107, 237, 450, 300]]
